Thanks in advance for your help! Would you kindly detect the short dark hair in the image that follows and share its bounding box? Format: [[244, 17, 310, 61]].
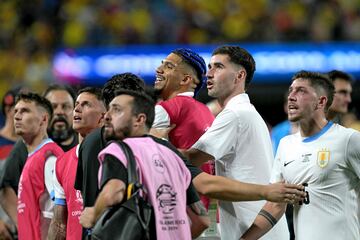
[[292, 70, 335, 111], [327, 70, 354, 84], [43, 84, 77, 105], [102, 73, 145, 106], [113, 89, 155, 129], [212, 46, 256, 89], [172, 48, 207, 95], [16, 92, 53, 120], [78, 87, 104, 102]]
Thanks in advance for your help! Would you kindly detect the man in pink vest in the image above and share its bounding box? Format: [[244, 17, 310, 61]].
[[48, 87, 106, 240], [14, 93, 64, 240], [79, 90, 209, 239]]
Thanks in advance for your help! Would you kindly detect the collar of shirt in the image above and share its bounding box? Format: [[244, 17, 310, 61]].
[[177, 92, 194, 97], [226, 93, 250, 107], [76, 144, 80, 157], [28, 138, 53, 157]]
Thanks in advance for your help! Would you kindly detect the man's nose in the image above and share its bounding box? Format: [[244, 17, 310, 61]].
[[54, 105, 65, 115], [206, 69, 213, 79], [156, 65, 163, 74], [104, 111, 110, 121]]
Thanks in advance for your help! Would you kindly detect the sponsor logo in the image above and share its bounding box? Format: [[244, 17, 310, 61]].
[[75, 190, 83, 204], [153, 154, 165, 173], [18, 176, 23, 199], [72, 210, 82, 217], [284, 160, 295, 167], [317, 149, 330, 168], [156, 184, 177, 214], [17, 202, 26, 213]]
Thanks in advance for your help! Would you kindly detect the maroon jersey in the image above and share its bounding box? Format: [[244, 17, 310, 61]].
[[159, 95, 214, 149], [18, 140, 63, 240], [54, 146, 83, 240]]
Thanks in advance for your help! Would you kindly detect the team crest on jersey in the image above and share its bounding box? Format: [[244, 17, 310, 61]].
[[317, 149, 330, 168]]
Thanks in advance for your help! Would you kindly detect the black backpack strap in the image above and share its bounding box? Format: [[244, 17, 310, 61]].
[[111, 140, 144, 199]]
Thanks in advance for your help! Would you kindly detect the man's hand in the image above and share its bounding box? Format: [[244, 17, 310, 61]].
[[79, 207, 96, 229], [0, 220, 12, 240], [264, 181, 306, 203]]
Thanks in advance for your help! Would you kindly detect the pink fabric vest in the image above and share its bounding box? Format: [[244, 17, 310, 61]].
[[55, 146, 83, 240], [18, 140, 63, 240], [98, 137, 192, 240]]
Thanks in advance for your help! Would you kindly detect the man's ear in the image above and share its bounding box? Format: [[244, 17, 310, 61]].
[[4, 105, 12, 117], [180, 74, 193, 86], [182, 75, 199, 91], [316, 96, 327, 110], [235, 69, 246, 84], [98, 112, 106, 126], [40, 111, 50, 127], [134, 113, 147, 128]]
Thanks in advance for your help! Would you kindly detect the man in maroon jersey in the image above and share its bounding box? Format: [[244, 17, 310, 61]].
[[14, 93, 63, 240], [150, 48, 215, 209]]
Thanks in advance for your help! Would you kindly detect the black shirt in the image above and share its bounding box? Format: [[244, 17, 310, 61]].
[[58, 133, 78, 152], [0, 139, 28, 193], [74, 127, 106, 207]]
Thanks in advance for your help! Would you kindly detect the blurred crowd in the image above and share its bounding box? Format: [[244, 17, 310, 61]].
[[1, 0, 360, 97]]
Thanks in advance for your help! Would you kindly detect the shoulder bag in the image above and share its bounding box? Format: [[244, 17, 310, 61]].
[[91, 141, 154, 240]]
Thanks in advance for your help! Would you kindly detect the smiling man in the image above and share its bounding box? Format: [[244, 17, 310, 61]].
[[150, 48, 215, 209], [151, 48, 214, 149]]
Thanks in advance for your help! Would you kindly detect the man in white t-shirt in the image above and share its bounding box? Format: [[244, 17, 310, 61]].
[[183, 46, 289, 240], [241, 71, 360, 240]]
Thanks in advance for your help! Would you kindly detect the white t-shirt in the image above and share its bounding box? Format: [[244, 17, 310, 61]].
[[192, 93, 289, 240], [271, 122, 360, 240]]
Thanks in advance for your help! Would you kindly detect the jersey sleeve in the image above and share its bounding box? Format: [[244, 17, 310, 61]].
[[346, 132, 360, 179], [53, 159, 66, 206], [152, 105, 171, 128], [192, 108, 237, 160], [100, 155, 128, 190], [270, 140, 285, 183], [44, 155, 57, 200]]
